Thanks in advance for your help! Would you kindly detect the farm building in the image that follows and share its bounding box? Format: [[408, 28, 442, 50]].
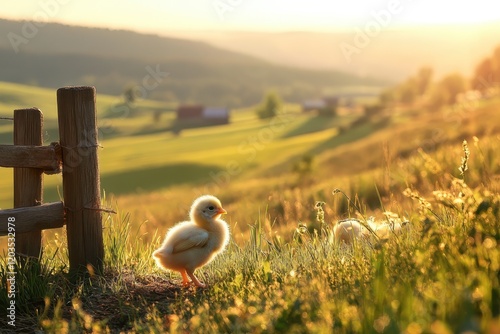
[[202, 107, 230, 124], [301, 97, 338, 113], [177, 105, 204, 119], [302, 99, 327, 112], [176, 105, 229, 125]]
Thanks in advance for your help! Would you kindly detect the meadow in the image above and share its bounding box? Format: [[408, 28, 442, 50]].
[[0, 81, 499, 332]]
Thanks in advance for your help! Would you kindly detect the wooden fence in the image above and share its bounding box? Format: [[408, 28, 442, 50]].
[[0, 86, 104, 275]]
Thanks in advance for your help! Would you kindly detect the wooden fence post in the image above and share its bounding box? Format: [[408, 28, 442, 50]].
[[14, 108, 43, 258], [57, 86, 104, 275]]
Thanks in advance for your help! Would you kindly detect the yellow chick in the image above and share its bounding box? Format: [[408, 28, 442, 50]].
[[333, 219, 368, 245], [153, 195, 230, 288], [333, 218, 405, 245]]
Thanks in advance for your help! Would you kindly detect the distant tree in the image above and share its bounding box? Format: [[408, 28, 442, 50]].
[[472, 58, 494, 93], [123, 86, 138, 105], [292, 154, 314, 183], [428, 73, 467, 109], [379, 67, 433, 107], [256, 91, 282, 119], [471, 45, 500, 93], [427, 84, 447, 110], [379, 88, 397, 106], [398, 78, 418, 104], [153, 110, 162, 122], [440, 73, 467, 105], [493, 45, 500, 79], [414, 66, 433, 95]]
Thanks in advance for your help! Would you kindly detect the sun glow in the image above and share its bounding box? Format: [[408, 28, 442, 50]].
[[1, 0, 499, 34]]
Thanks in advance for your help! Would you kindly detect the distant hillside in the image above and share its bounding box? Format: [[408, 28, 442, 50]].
[[0, 20, 262, 65], [176, 24, 500, 81], [0, 19, 387, 107]]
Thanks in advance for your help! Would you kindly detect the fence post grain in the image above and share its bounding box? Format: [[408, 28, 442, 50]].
[[14, 108, 43, 258], [57, 86, 104, 275]]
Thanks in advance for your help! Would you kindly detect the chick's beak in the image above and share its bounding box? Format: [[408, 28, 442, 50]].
[[218, 207, 227, 215]]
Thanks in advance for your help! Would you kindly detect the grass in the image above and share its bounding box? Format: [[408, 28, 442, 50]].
[[2, 81, 497, 211], [0, 89, 331, 207], [0, 81, 499, 332], [7, 101, 496, 243], [0, 138, 499, 333], [0, 81, 174, 206]]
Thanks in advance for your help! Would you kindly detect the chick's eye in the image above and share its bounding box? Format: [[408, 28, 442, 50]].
[[208, 206, 215, 211]]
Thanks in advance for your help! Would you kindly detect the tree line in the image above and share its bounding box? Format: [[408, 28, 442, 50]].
[[377, 45, 500, 110]]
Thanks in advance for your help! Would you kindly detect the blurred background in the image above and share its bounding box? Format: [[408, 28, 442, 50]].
[[1, 0, 499, 244]]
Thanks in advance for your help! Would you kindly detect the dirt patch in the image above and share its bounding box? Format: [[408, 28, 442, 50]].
[[0, 269, 201, 333]]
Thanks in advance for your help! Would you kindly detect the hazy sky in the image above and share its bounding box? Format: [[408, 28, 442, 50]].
[[2, 0, 500, 34]]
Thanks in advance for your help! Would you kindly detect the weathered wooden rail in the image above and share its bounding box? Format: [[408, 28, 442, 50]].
[[0, 86, 104, 275], [0, 142, 61, 172]]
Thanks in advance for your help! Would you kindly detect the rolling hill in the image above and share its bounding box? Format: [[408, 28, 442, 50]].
[[0, 19, 387, 107], [1, 81, 499, 226], [177, 23, 500, 81], [1, 18, 499, 331]]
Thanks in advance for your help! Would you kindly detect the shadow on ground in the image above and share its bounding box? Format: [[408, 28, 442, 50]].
[[281, 115, 344, 138], [0, 269, 199, 333], [83, 270, 189, 331], [43, 163, 224, 200]]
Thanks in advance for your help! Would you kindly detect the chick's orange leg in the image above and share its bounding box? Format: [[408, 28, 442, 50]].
[[187, 269, 206, 288], [180, 269, 191, 287]]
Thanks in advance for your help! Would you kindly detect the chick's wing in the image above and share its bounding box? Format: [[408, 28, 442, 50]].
[[171, 227, 209, 254]]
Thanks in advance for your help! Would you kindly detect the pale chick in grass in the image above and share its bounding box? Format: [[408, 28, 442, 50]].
[[333, 218, 405, 245], [153, 195, 230, 288]]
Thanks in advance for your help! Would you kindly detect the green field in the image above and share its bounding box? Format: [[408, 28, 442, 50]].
[[1, 80, 499, 238], [0, 81, 499, 332], [0, 81, 353, 211]]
